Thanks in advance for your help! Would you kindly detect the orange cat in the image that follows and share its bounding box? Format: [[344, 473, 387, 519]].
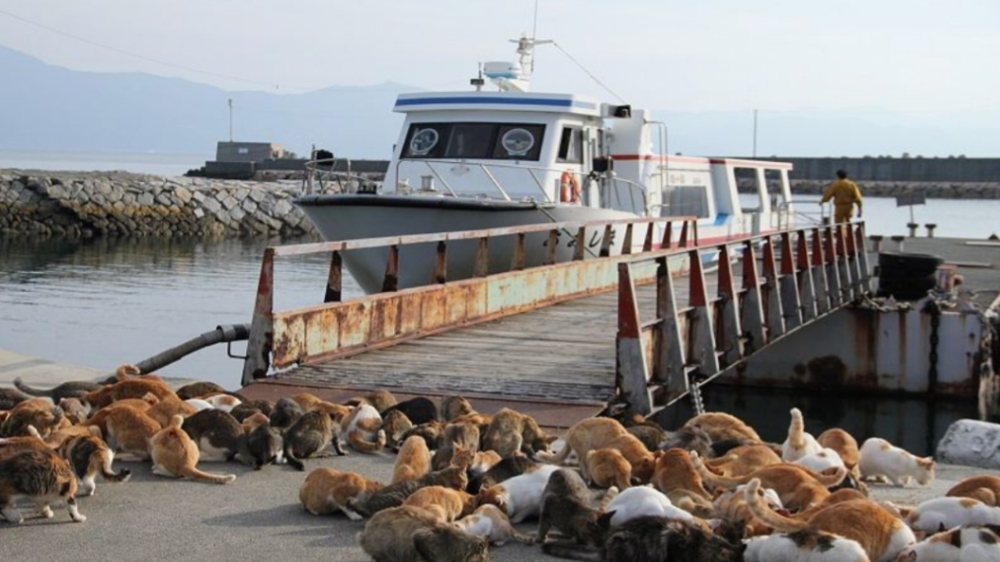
[[393, 435, 432, 484], [299, 467, 383, 521], [946, 475, 1000, 506], [403, 485, 477, 522], [585, 448, 632, 490], [149, 415, 236, 484], [83, 378, 177, 409], [682, 412, 761, 443], [705, 445, 782, 477], [241, 412, 271, 434], [744, 478, 915, 562], [817, 428, 861, 474], [692, 453, 846, 511], [0, 402, 64, 438], [468, 450, 502, 477], [0, 426, 47, 460], [83, 404, 161, 460], [146, 395, 197, 428], [537, 417, 655, 483], [651, 448, 711, 500]]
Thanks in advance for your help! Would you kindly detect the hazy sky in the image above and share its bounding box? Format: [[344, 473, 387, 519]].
[[0, 0, 997, 115]]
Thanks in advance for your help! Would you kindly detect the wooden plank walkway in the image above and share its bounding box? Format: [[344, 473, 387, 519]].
[[269, 281, 686, 406]]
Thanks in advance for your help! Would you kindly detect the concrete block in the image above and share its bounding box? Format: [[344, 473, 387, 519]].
[[937, 419, 1000, 469]]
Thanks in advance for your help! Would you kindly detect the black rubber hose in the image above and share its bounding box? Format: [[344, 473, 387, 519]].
[[134, 324, 250, 374]]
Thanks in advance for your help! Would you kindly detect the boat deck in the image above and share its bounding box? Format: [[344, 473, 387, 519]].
[[890, 237, 1000, 306]]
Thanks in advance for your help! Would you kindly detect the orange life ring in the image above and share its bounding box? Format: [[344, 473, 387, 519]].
[[560, 170, 581, 203]]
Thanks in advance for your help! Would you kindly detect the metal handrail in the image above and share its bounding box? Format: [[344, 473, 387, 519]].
[[302, 157, 375, 195]]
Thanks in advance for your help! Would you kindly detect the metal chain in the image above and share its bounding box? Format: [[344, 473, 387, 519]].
[[928, 300, 941, 389], [690, 381, 706, 416]]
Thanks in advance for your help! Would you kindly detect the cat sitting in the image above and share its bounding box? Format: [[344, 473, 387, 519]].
[[858, 438, 935, 487]]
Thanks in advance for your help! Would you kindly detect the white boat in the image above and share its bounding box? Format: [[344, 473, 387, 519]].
[[296, 37, 798, 294]]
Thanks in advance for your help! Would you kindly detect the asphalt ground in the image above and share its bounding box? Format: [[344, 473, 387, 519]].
[[2, 444, 998, 562]]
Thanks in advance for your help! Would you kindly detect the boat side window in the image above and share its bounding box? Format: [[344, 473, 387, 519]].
[[401, 122, 545, 161], [556, 126, 583, 164], [492, 124, 545, 161], [404, 124, 449, 158]]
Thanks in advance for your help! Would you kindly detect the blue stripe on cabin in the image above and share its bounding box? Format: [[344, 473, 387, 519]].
[[713, 213, 730, 226], [395, 97, 597, 110]]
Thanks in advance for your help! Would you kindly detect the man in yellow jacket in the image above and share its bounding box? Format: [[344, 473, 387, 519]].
[[820, 170, 863, 223]]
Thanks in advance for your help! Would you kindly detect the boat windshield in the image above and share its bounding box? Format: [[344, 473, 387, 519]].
[[401, 122, 546, 161]]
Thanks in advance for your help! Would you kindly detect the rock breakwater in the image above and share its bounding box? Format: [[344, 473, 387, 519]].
[[0, 170, 339, 238], [738, 180, 1000, 200]]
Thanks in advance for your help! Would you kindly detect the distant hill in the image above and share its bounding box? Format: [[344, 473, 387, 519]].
[[1, 45, 996, 159]]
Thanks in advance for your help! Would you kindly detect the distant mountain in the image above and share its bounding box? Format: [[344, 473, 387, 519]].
[[1, 45, 996, 159]]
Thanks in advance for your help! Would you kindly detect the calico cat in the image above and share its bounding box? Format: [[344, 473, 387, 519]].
[[433, 422, 481, 471], [660, 425, 714, 459], [476, 464, 560, 523], [604, 485, 695, 527], [683, 412, 761, 443], [537, 418, 654, 483], [704, 444, 782, 477], [284, 410, 342, 471], [393, 434, 432, 484], [299, 467, 383, 521], [0, 448, 86, 524], [203, 394, 241, 412], [947, 475, 1000, 506], [744, 478, 915, 562], [469, 455, 539, 494], [181, 409, 244, 462], [897, 525, 1000, 562], [455, 504, 533, 546], [348, 466, 469, 517], [403, 485, 476, 522], [858, 437, 935, 487], [381, 397, 439, 425], [743, 529, 870, 562], [586, 448, 632, 490], [542, 516, 744, 562], [240, 420, 283, 470], [537, 468, 616, 546], [269, 397, 304, 431], [781, 408, 823, 462], [357, 505, 489, 562], [14, 377, 101, 401], [0, 403, 64, 438], [481, 408, 555, 458], [817, 428, 861, 474], [380, 409, 413, 450], [441, 395, 476, 421], [149, 415, 236, 484], [341, 404, 386, 454], [0, 425, 47, 460], [906, 497, 1000, 533], [175, 381, 226, 401], [58, 433, 131, 496], [692, 453, 847, 511]]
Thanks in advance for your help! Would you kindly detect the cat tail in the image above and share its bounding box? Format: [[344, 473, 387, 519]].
[[345, 497, 371, 518], [743, 478, 809, 533], [535, 441, 572, 464], [540, 541, 602, 561], [813, 466, 848, 487], [13, 378, 53, 398], [236, 435, 259, 469], [348, 429, 386, 453], [179, 465, 237, 485], [690, 452, 750, 490], [284, 440, 305, 471], [96, 449, 131, 482], [788, 408, 806, 448], [115, 364, 141, 381]]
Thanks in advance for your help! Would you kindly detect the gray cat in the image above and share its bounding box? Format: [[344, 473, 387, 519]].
[[14, 377, 102, 401], [181, 409, 244, 461], [358, 505, 489, 562], [0, 387, 30, 411], [537, 469, 615, 546], [239, 421, 283, 470], [348, 466, 468, 517], [283, 410, 343, 471], [432, 422, 480, 471], [269, 397, 304, 431], [230, 400, 275, 423]]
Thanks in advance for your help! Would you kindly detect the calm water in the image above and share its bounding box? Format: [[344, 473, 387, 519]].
[[2, 196, 996, 454], [0, 149, 208, 177]]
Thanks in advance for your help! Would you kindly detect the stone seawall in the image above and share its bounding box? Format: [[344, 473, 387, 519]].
[[739, 180, 1000, 200], [0, 170, 366, 238]]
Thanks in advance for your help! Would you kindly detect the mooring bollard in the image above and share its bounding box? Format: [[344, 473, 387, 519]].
[[925, 223, 937, 238], [907, 223, 919, 238], [891, 235, 906, 252], [868, 234, 884, 252]]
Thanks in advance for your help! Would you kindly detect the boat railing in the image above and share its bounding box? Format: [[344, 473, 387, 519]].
[[302, 157, 378, 195]]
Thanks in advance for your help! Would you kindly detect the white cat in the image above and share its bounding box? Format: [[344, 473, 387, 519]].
[[203, 394, 240, 412], [858, 438, 935, 487], [605, 485, 694, 527], [782, 408, 822, 462], [479, 464, 559, 524], [340, 404, 385, 453], [744, 529, 870, 562], [896, 525, 1000, 561], [906, 497, 1000, 533], [794, 448, 846, 473], [184, 398, 214, 412], [453, 504, 530, 546]]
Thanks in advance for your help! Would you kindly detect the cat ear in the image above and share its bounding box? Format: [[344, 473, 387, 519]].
[[597, 510, 616, 527], [545, 435, 558, 445]]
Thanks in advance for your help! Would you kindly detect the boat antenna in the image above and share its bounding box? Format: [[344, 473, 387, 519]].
[[532, 0, 540, 60], [551, 41, 626, 103]]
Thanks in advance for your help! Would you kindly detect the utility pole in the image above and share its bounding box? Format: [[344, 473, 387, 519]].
[[228, 98, 234, 142], [752, 109, 758, 158]]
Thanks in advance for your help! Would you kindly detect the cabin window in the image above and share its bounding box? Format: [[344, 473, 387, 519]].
[[401, 122, 546, 161], [667, 186, 711, 219], [556, 126, 583, 164]]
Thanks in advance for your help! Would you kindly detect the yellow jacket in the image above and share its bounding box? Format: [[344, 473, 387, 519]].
[[821, 179, 862, 207]]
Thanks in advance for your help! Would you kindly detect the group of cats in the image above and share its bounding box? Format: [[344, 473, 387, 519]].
[[2, 368, 1000, 562]]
